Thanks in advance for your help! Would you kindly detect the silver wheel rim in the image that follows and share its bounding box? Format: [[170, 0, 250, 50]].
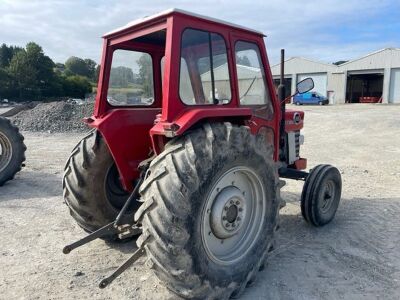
[[319, 180, 336, 214], [201, 166, 266, 265], [0, 131, 12, 173]]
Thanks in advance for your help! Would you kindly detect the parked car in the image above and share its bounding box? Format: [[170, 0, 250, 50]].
[[293, 91, 329, 105]]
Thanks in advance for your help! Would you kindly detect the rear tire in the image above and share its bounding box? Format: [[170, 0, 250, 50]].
[[135, 123, 280, 299], [0, 117, 26, 186], [301, 164, 342, 226], [63, 130, 139, 237]]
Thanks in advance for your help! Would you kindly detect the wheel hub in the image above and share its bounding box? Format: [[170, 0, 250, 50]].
[[0, 131, 12, 173], [210, 187, 245, 239], [201, 166, 266, 265]]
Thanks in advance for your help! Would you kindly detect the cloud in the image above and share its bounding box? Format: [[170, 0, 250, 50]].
[[0, 0, 399, 64]]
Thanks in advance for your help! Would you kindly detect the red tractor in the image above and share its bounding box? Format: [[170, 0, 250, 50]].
[[63, 9, 342, 299]]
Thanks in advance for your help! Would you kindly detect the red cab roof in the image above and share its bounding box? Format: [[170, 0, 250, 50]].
[[103, 8, 265, 38]]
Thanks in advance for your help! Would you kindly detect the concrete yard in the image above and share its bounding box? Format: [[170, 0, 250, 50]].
[[1, 104, 400, 299]]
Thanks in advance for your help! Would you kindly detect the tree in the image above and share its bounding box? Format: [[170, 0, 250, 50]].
[[61, 75, 92, 98], [65, 56, 89, 77], [236, 55, 251, 67], [0, 44, 23, 68], [109, 66, 134, 87], [84, 58, 97, 80], [137, 54, 153, 97], [65, 56, 97, 79], [8, 49, 38, 99], [8, 42, 59, 99], [333, 60, 348, 65]]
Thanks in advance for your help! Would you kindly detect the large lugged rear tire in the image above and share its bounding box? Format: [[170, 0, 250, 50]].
[[63, 130, 139, 235], [0, 117, 26, 186], [135, 123, 280, 299]]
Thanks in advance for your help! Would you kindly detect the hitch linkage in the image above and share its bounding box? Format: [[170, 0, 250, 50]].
[[63, 162, 150, 288]]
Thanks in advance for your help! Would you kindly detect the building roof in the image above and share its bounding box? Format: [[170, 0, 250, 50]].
[[338, 47, 400, 67], [271, 48, 400, 75], [104, 8, 265, 37]]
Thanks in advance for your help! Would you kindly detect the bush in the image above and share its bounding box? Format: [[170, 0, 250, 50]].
[[61, 75, 92, 98]]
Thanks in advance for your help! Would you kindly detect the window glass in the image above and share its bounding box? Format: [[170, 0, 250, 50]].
[[179, 29, 231, 105], [235, 41, 271, 106], [107, 49, 154, 106]]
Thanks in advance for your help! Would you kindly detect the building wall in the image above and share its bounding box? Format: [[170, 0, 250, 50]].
[[270, 48, 400, 104]]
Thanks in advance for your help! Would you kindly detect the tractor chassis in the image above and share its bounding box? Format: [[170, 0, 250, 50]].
[[278, 167, 309, 181]]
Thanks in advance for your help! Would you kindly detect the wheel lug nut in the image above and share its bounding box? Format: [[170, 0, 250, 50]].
[[237, 217, 241, 221], [224, 207, 228, 211], [232, 223, 236, 227], [226, 223, 230, 227], [230, 200, 234, 205], [235, 200, 240, 205], [239, 208, 243, 212]]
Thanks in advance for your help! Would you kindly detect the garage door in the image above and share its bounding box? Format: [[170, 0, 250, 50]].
[[389, 68, 400, 103], [298, 73, 327, 97]]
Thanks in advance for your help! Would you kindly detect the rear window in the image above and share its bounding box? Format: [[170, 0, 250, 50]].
[[107, 49, 154, 106]]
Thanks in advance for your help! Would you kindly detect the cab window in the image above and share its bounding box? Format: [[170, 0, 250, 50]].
[[235, 41, 273, 118], [107, 49, 154, 106], [179, 28, 231, 105]]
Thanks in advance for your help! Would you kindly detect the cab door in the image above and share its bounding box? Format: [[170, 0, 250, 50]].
[[230, 34, 280, 160]]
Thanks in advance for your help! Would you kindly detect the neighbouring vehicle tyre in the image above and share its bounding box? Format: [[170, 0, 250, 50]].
[[0, 117, 26, 186], [63, 130, 140, 237], [135, 123, 280, 299], [301, 164, 342, 226]]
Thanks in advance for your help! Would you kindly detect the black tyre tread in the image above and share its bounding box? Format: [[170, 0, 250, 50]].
[[62, 130, 137, 235], [301, 164, 326, 223], [136, 123, 280, 299], [301, 164, 341, 226], [0, 117, 26, 186]]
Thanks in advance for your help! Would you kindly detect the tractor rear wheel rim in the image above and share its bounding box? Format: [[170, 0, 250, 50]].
[[0, 131, 12, 173], [202, 166, 266, 265], [320, 180, 335, 214]]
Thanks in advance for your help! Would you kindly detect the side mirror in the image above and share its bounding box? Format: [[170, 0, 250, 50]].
[[296, 78, 314, 94]]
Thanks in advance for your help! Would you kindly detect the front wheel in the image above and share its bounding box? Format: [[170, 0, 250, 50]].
[[135, 123, 280, 299], [301, 164, 342, 226]]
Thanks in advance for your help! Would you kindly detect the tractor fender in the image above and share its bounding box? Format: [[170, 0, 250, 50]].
[[150, 107, 253, 154]]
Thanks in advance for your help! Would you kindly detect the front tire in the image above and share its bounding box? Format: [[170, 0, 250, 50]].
[[301, 164, 342, 226], [135, 123, 280, 299], [63, 130, 139, 236], [0, 117, 26, 186]]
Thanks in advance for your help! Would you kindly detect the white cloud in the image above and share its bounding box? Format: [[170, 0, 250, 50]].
[[0, 0, 398, 64]]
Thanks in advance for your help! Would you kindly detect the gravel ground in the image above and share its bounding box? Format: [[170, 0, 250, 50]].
[[10, 102, 93, 132], [0, 104, 400, 299]]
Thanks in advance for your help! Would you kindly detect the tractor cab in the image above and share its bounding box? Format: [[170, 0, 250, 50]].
[[88, 8, 303, 189]]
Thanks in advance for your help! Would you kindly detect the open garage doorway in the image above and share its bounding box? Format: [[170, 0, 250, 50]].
[[273, 77, 292, 101], [346, 71, 383, 103]]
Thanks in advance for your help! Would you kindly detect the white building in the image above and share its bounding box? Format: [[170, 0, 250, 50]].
[[270, 48, 400, 104]]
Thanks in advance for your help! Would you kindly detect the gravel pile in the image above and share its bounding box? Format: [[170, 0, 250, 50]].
[[11, 101, 93, 132]]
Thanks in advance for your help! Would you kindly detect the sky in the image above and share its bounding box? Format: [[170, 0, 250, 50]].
[[1, 0, 400, 65]]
